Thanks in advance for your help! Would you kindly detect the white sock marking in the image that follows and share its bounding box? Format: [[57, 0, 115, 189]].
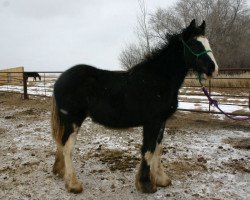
[[63, 125, 79, 182]]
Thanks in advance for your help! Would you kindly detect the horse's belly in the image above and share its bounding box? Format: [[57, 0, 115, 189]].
[[88, 104, 141, 128], [90, 114, 140, 128]]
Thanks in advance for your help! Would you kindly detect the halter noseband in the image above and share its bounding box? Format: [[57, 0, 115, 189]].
[[181, 39, 212, 59]]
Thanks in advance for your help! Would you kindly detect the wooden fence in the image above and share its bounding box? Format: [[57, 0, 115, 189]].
[[0, 67, 24, 86]]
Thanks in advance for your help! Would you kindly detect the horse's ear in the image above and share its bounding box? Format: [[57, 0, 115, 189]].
[[182, 19, 196, 40], [199, 20, 206, 35], [200, 20, 206, 29], [189, 19, 196, 28]]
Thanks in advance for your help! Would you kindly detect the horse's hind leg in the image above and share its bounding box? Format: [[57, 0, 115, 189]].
[[62, 124, 83, 193], [53, 143, 65, 178], [51, 95, 85, 193], [135, 121, 171, 193]]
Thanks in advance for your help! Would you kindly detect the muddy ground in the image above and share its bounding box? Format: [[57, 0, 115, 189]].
[[0, 92, 249, 200]]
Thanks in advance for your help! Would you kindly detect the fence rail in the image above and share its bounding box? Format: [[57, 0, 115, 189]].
[[0, 69, 249, 118]]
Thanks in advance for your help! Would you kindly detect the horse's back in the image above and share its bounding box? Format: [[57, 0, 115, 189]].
[[53, 64, 128, 121], [54, 64, 127, 96]]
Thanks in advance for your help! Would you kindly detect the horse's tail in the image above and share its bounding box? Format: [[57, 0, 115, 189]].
[[51, 95, 64, 145]]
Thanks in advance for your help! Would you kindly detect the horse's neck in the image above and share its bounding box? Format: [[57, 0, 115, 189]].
[[155, 43, 188, 88]]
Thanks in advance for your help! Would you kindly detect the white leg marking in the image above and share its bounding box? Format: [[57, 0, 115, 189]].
[[145, 144, 171, 187], [154, 144, 171, 186], [145, 149, 158, 176], [63, 127, 83, 193], [63, 132, 77, 181], [196, 36, 219, 76]]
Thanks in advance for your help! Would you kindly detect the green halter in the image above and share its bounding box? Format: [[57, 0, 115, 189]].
[[181, 39, 212, 85], [181, 39, 212, 59]]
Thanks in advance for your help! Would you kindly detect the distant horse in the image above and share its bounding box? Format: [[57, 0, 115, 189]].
[[51, 19, 218, 194], [24, 72, 41, 81]]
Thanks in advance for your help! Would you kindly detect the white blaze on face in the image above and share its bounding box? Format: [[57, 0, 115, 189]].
[[196, 36, 219, 77]]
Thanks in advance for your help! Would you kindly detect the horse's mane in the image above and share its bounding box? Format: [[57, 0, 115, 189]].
[[129, 32, 182, 72], [149, 33, 181, 59]]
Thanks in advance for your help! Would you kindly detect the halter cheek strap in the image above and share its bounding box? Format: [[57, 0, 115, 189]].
[[181, 38, 212, 83], [181, 39, 212, 59]]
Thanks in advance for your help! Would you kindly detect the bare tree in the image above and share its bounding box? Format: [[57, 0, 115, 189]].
[[119, 44, 144, 70], [119, 0, 250, 69], [136, 0, 151, 54], [149, 8, 182, 43], [119, 0, 152, 70], [207, 0, 250, 68]]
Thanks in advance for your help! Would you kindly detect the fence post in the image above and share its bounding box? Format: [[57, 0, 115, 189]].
[[23, 73, 28, 99], [43, 73, 46, 96]]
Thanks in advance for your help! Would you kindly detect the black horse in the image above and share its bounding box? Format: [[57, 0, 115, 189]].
[[51, 19, 218, 194], [24, 72, 41, 81]]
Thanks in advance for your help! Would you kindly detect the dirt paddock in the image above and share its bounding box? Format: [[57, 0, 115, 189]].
[[0, 92, 249, 200]]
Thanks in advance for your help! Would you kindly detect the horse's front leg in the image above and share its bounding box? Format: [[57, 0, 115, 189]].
[[135, 121, 171, 193], [154, 144, 171, 187], [154, 122, 172, 187]]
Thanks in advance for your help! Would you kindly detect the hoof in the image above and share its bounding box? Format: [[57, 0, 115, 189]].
[[135, 173, 157, 193], [135, 180, 157, 193], [65, 180, 83, 193], [67, 185, 83, 194], [156, 164, 172, 187], [156, 175, 172, 187]]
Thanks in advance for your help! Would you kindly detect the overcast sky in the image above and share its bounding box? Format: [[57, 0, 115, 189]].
[[0, 0, 177, 72]]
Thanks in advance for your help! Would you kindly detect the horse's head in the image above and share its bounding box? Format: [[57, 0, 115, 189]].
[[182, 19, 218, 78]]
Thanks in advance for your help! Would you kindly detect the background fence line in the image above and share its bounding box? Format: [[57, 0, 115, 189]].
[[0, 69, 249, 117]]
